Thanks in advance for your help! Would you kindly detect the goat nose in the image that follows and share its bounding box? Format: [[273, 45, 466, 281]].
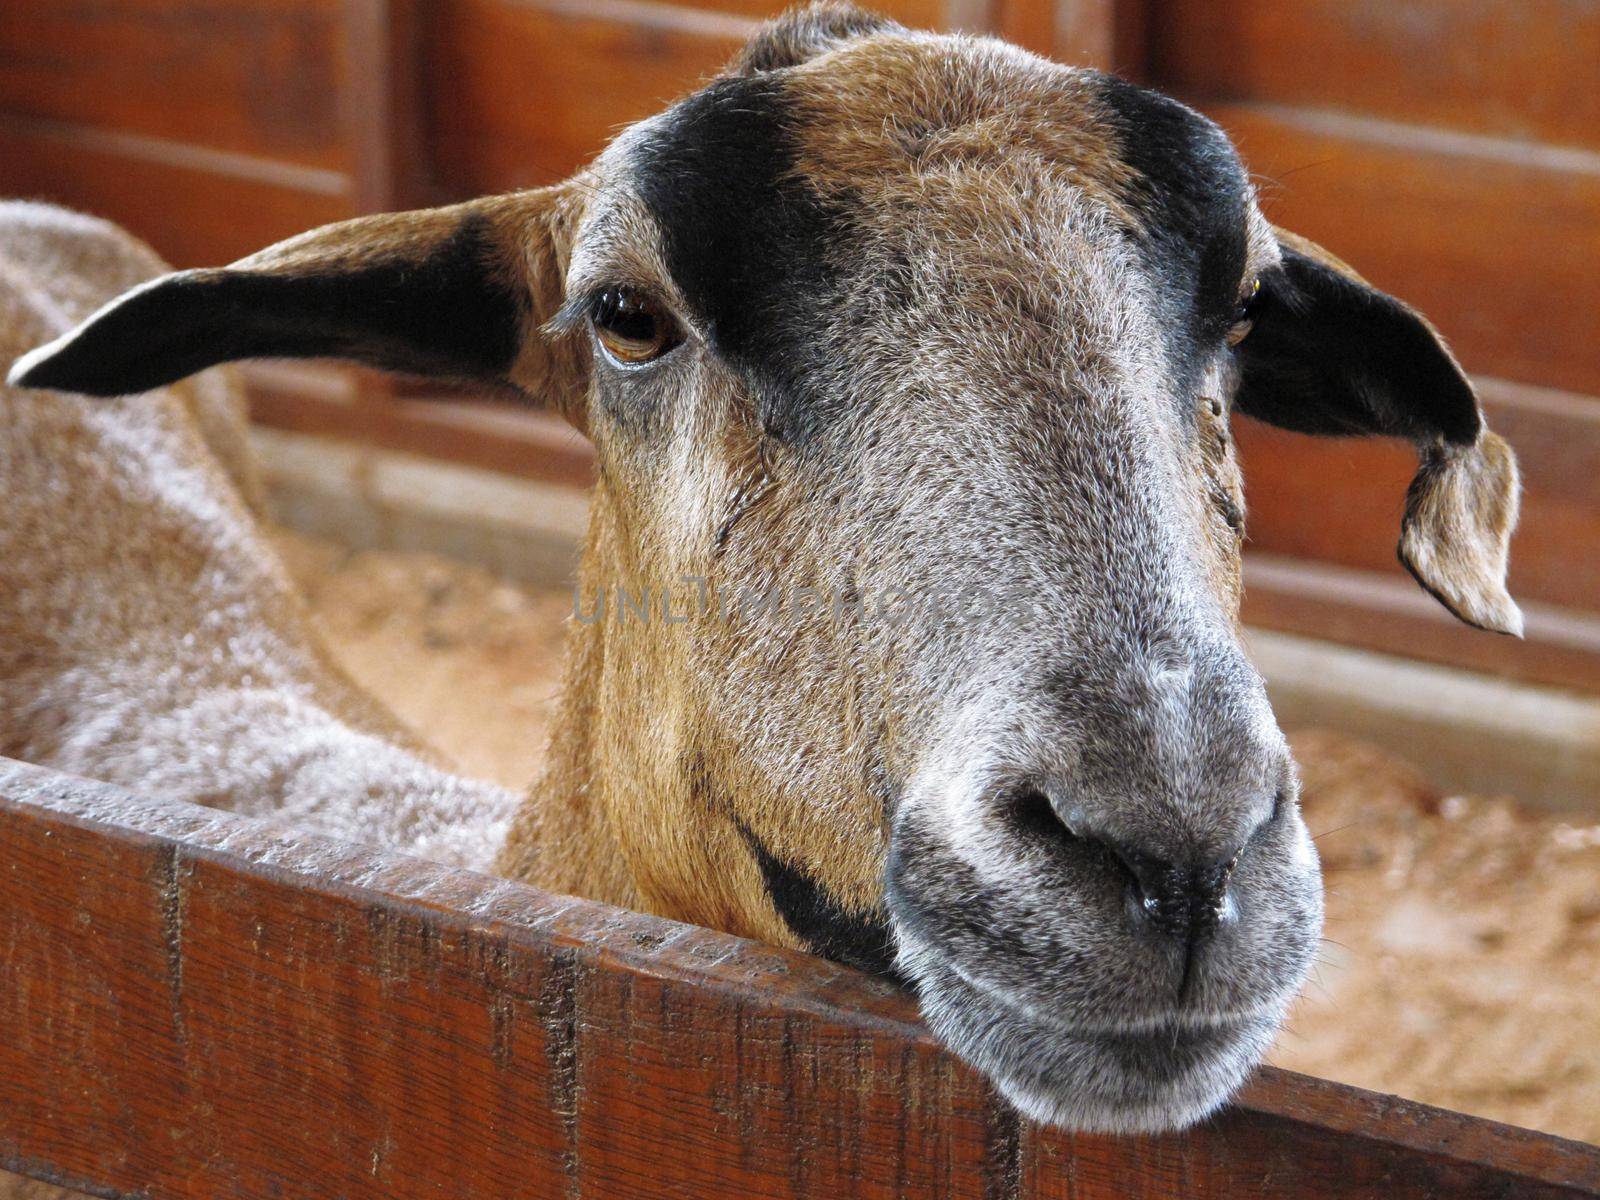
[[1056, 805, 1241, 941], [1110, 845, 1237, 940]]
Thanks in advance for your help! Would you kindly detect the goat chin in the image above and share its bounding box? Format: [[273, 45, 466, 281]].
[[896, 932, 1287, 1134]]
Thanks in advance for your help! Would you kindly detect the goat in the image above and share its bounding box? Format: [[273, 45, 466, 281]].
[[6, 3, 1520, 1135]]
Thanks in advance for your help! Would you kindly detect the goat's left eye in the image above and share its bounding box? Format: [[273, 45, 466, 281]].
[[1226, 277, 1261, 347], [591, 287, 682, 365]]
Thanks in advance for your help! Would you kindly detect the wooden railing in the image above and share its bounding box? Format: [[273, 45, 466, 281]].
[[2, 757, 1597, 1199]]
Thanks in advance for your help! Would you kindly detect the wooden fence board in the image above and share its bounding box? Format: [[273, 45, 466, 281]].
[[0, 117, 351, 269], [1240, 553, 1600, 700], [0, 0, 349, 172], [1203, 101, 1600, 401], [2, 758, 1598, 1198], [418, 0, 753, 196], [1150, 0, 1600, 151]]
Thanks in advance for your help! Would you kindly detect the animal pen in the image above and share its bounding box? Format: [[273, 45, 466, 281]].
[[4, 759, 1599, 1199], [4, 1, 1600, 1197]]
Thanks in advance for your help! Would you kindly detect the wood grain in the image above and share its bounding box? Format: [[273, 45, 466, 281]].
[[0, 116, 351, 268], [243, 364, 600, 488], [419, 0, 755, 195], [3, 758, 1598, 1199], [342, 0, 431, 213], [1150, 0, 1600, 151], [0, 0, 350, 171], [414, 0, 991, 199], [1241, 553, 1600, 699]]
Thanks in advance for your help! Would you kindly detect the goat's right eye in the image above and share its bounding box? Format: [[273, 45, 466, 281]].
[[591, 287, 682, 366]]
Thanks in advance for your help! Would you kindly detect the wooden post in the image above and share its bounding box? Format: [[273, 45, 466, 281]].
[[985, 0, 1148, 73], [337, 0, 431, 415], [341, 0, 428, 215]]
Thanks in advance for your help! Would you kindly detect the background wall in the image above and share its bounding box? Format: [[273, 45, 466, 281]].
[[2, 0, 1596, 689]]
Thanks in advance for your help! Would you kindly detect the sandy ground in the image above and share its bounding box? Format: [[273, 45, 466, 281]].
[[273, 532, 570, 791], [274, 530, 1600, 1145], [1274, 732, 1600, 1144]]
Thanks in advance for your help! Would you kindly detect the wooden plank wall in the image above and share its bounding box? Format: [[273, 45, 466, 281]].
[[1, 0, 1596, 691], [1136, 0, 1600, 687], [0, 0, 355, 265], [4, 756, 1599, 1199]]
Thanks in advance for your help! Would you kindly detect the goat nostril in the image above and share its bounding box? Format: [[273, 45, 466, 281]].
[[1008, 789, 1077, 847], [1005, 792, 1240, 940], [1114, 846, 1167, 899]]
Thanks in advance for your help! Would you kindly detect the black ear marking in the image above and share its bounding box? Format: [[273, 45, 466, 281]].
[[1234, 232, 1521, 635], [1234, 246, 1481, 446], [730, 1, 898, 75], [8, 212, 528, 399]]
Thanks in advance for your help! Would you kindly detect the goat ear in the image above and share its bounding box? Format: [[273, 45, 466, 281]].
[[730, 1, 898, 74], [1234, 228, 1523, 636], [6, 186, 587, 421]]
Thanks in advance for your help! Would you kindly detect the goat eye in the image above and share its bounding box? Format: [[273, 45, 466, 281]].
[[1226, 277, 1261, 347], [591, 287, 681, 365]]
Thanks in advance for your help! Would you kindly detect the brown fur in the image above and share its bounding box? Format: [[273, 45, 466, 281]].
[[1400, 431, 1523, 635], [1, 10, 1516, 945], [496, 25, 1263, 939], [787, 31, 1139, 224]]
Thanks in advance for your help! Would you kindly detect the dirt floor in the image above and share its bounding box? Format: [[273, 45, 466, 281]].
[[1270, 731, 1600, 1145], [274, 531, 1600, 1146], [274, 532, 571, 791]]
